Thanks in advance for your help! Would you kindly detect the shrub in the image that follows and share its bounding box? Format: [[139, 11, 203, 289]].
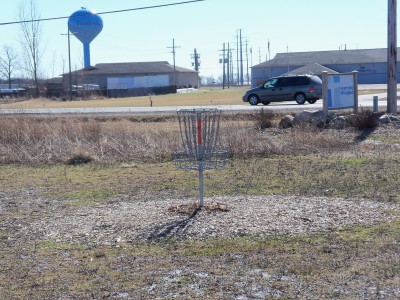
[[349, 108, 379, 130], [66, 153, 93, 165]]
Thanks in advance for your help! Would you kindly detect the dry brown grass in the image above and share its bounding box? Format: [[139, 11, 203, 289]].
[[0, 114, 356, 164], [0, 116, 180, 164]]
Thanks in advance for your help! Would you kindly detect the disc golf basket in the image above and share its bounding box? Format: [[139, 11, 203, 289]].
[[173, 108, 228, 207]]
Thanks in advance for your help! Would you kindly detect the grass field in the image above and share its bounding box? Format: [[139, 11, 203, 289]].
[[0, 95, 399, 298], [0, 86, 248, 109]]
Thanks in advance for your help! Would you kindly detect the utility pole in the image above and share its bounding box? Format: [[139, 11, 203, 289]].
[[223, 43, 226, 89], [245, 40, 249, 85], [287, 45, 290, 72], [191, 48, 200, 88], [61, 25, 74, 101], [227, 43, 230, 88], [229, 48, 233, 85], [236, 31, 239, 85], [219, 43, 227, 89], [67, 28, 72, 101], [250, 47, 253, 68], [388, 0, 398, 114], [239, 29, 244, 85], [167, 38, 180, 86], [191, 48, 201, 71]]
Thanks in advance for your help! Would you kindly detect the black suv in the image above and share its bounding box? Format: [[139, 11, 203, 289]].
[[242, 74, 323, 105]]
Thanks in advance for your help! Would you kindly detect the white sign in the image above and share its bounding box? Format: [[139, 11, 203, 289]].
[[107, 75, 169, 90], [327, 74, 355, 109], [107, 77, 135, 89]]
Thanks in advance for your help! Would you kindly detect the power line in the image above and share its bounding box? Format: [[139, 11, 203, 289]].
[[0, 0, 205, 26]]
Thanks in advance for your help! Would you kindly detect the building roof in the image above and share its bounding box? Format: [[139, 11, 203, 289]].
[[44, 76, 63, 83], [71, 61, 198, 75], [281, 63, 339, 76], [253, 48, 397, 68]]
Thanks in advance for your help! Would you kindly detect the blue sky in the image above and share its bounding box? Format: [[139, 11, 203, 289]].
[[0, 0, 392, 79]]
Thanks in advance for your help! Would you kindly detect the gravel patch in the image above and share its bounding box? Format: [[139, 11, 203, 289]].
[[25, 195, 399, 245]]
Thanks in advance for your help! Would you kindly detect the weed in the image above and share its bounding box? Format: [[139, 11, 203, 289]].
[[253, 108, 276, 130]]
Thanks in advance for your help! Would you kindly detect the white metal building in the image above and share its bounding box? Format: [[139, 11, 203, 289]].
[[63, 61, 199, 96]]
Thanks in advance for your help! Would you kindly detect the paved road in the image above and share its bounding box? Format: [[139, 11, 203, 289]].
[[0, 91, 398, 116]]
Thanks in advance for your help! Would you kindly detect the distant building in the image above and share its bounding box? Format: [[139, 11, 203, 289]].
[[62, 61, 199, 97], [251, 48, 400, 87]]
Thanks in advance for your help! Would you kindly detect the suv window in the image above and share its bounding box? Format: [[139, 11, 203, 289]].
[[263, 78, 278, 88], [275, 76, 310, 87], [292, 76, 310, 86], [276, 77, 293, 87]]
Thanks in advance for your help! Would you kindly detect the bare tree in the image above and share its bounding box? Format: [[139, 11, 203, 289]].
[[18, 0, 42, 97], [0, 45, 19, 89], [201, 75, 217, 86]]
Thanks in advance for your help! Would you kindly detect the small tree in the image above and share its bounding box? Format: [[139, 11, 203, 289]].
[[0, 45, 19, 89]]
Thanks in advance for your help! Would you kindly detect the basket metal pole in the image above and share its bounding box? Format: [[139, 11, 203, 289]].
[[197, 112, 204, 207], [198, 161, 204, 207]]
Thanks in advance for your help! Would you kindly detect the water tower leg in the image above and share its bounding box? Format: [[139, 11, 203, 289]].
[[83, 43, 91, 68]]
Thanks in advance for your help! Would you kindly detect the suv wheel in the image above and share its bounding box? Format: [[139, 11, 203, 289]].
[[262, 101, 270, 105], [248, 95, 259, 105], [307, 99, 317, 104], [295, 93, 306, 105]]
